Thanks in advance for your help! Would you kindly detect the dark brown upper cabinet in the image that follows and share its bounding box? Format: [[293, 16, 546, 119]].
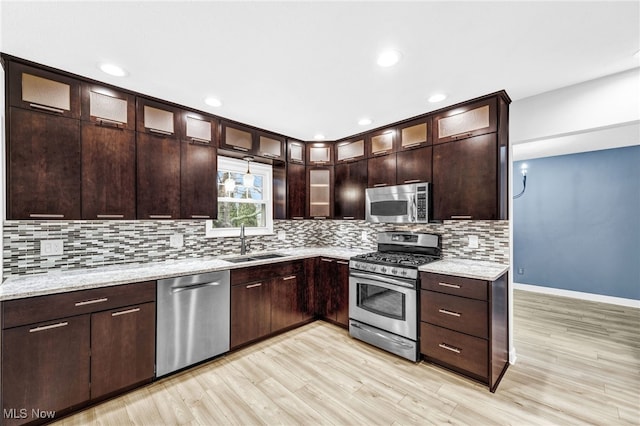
[[335, 138, 366, 163], [396, 146, 432, 186], [287, 140, 306, 164], [367, 153, 396, 188], [367, 128, 396, 157], [9, 61, 81, 119], [335, 159, 367, 220], [81, 83, 135, 130], [397, 117, 431, 151], [273, 161, 287, 219], [136, 98, 181, 139], [220, 121, 255, 153], [287, 163, 306, 219], [256, 131, 285, 161], [306, 142, 334, 166], [432, 98, 497, 145]]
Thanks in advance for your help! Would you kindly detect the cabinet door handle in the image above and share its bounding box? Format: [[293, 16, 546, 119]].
[[451, 215, 472, 219], [112, 307, 141, 317], [232, 146, 249, 152], [246, 283, 262, 289], [29, 213, 64, 219], [336, 260, 349, 265], [438, 308, 461, 317], [191, 215, 211, 219], [373, 183, 387, 187], [438, 343, 461, 354], [342, 216, 355, 220], [373, 151, 389, 156], [313, 216, 327, 220], [149, 215, 172, 219], [29, 322, 68, 333], [29, 103, 65, 114], [149, 128, 173, 136], [403, 179, 421, 184], [189, 137, 211, 145], [283, 275, 297, 281], [402, 142, 423, 149], [320, 258, 334, 263], [452, 132, 473, 140], [260, 152, 278, 158], [75, 297, 108, 307], [292, 216, 304, 220], [438, 282, 461, 289], [97, 214, 124, 219], [97, 118, 124, 128]]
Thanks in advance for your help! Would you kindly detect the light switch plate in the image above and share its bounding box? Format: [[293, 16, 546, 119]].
[[170, 233, 184, 248], [40, 239, 64, 256], [468, 235, 479, 249], [361, 231, 368, 242]]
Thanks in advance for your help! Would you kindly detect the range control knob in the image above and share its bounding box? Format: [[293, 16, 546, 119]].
[[391, 268, 398, 275], [380, 267, 387, 273], [401, 269, 408, 276]]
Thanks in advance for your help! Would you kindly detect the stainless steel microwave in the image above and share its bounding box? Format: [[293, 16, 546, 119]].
[[365, 183, 430, 223]]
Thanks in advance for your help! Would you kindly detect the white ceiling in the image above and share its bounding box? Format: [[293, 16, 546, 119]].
[[1, 1, 639, 141]]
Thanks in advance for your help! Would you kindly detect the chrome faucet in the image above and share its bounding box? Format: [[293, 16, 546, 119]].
[[240, 223, 248, 255]]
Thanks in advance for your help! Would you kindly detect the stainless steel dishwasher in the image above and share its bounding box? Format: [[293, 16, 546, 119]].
[[156, 270, 230, 377]]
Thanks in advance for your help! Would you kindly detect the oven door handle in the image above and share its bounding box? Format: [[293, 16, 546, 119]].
[[349, 271, 415, 289], [350, 322, 415, 349]]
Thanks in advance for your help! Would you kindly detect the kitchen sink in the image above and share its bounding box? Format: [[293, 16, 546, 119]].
[[224, 253, 287, 263]]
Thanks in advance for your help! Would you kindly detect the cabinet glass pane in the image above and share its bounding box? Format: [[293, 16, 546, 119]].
[[438, 105, 490, 139], [144, 106, 174, 134], [186, 116, 212, 142], [225, 127, 253, 150], [309, 169, 330, 217], [371, 132, 393, 153], [401, 123, 427, 147], [90, 91, 127, 124], [337, 140, 364, 161], [259, 136, 281, 157], [22, 73, 70, 110], [310, 147, 330, 163], [290, 144, 304, 162]]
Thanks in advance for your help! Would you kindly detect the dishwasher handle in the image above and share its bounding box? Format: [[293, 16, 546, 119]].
[[171, 281, 222, 294]]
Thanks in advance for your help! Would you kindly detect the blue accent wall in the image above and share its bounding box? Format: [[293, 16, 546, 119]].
[[513, 145, 640, 300]]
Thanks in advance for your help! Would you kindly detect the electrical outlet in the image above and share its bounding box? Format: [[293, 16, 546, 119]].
[[277, 230, 286, 241], [468, 235, 479, 249], [361, 231, 368, 242], [40, 239, 64, 256], [169, 233, 184, 248], [518, 268, 525, 275]]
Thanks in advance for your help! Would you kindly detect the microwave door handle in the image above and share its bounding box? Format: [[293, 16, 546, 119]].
[[411, 194, 417, 222]]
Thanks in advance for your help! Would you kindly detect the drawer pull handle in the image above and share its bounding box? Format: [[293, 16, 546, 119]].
[[149, 128, 173, 136], [336, 260, 349, 265], [149, 215, 172, 219], [438, 282, 461, 289], [438, 343, 461, 354], [438, 308, 461, 317], [283, 275, 297, 281], [75, 297, 108, 307], [30, 322, 68, 333], [97, 214, 124, 219], [29, 103, 65, 114], [29, 213, 64, 218], [112, 307, 140, 317], [246, 283, 262, 289]]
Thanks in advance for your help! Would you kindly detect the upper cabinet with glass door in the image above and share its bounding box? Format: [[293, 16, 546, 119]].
[[335, 138, 365, 163], [256, 131, 285, 161], [136, 98, 181, 139], [432, 98, 497, 145], [367, 128, 396, 157], [397, 117, 431, 151], [182, 110, 218, 146], [81, 84, 135, 129], [220, 120, 255, 153], [287, 139, 306, 164], [306, 142, 334, 165]]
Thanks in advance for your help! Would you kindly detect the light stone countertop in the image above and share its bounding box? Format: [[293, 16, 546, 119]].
[[0, 247, 367, 301], [419, 258, 509, 281]]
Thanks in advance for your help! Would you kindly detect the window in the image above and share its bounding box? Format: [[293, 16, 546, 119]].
[[206, 156, 273, 237]]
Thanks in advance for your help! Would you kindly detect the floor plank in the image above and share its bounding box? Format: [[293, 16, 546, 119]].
[[54, 290, 640, 425]]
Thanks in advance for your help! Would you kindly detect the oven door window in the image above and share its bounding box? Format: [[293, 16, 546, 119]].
[[357, 282, 405, 320]]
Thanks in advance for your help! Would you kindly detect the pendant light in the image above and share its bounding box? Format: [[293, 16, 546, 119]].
[[223, 172, 236, 194], [243, 157, 254, 188]]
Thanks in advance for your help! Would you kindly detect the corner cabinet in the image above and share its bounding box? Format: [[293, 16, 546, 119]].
[[419, 271, 508, 392], [314, 257, 350, 327]]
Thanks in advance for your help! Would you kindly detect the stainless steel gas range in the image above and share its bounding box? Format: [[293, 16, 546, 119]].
[[349, 231, 441, 361]]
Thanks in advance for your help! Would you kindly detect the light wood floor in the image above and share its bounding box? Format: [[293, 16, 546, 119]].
[[56, 290, 640, 425]]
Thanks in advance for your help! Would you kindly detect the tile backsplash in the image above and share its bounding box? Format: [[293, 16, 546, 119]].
[[3, 219, 509, 277]]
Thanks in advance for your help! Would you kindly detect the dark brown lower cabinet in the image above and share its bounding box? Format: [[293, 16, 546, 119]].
[[90, 302, 156, 399], [271, 274, 303, 331], [8, 107, 81, 220], [231, 280, 272, 349], [315, 257, 349, 327], [81, 122, 136, 219], [419, 271, 508, 392], [2, 314, 91, 426]]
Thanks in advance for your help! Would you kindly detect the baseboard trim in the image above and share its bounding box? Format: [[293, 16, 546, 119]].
[[514, 282, 640, 309], [509, 348, 517, 365]]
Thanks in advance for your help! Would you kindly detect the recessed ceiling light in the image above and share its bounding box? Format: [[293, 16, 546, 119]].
[[358, 118, 372, 126], [377, 50, 402, 67], [204, 97, 222, 107], [428, 93, 447, 103], [99, 63, 127, 77], [314, 133, 325, 141]]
